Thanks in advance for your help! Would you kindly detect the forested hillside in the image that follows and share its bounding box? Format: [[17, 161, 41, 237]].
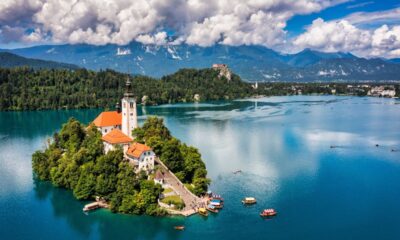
[[0, 67, 252, 110], [0, 52, 79, 70]]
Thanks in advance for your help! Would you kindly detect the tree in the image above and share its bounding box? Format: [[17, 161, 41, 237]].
[[59, 118, 85, 152], [81, 125, 103, 162], [146, 136, 164, 156], [94, 149, 123, 197], [192, 177, 211, 196], [161, 138, 184, 173], [73, 162, 96, 200], [32, 150, 50, 180]]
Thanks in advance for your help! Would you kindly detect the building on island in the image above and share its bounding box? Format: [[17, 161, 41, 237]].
[[92, 78, 155, 173], [92, 111, 122, 135], [154, 170, 165, 185], [121, 79, 138, 138], [126, 142, 155, 172], [101, 129, 133, 153]]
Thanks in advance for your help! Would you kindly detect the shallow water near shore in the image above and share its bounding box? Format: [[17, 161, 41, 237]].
[[1, 96, 400, 240]]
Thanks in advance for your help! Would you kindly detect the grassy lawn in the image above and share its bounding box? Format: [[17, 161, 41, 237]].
[[163, 188, 173, 194], [161, 195, 185, 209]]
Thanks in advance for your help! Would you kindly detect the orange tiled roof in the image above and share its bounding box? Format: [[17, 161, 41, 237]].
[[93, 111, 122, 127], [127, 142, 152, 158], [101, 129, 132, 144]]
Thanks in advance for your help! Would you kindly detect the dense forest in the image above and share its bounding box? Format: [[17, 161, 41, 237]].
[[1, 66, 399, 111], [32, 117, 209, 215], [0, 67, 252, 110]]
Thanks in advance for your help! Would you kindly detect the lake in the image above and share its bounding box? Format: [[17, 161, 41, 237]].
[[0, 96, 399, 240]]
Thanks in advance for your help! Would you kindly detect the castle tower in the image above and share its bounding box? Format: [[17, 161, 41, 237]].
[[121, 78, 138, 138]]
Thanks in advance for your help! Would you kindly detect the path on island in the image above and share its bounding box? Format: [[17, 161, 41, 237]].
[[155, 158, 206, 216]]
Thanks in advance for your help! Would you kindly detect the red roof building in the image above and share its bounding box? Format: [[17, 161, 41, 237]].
[[93, 111, 122, 127], [127, 142, 152, 159], [101, 129, 132, 144]]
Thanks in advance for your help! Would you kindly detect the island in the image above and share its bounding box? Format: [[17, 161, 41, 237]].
[[32, 79, 210, 216]]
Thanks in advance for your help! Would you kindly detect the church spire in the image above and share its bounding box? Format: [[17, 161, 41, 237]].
[[124, 77, 134, 98]]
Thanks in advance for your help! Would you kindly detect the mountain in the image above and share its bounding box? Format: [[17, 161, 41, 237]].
[[2, 42, 400, 82], [282, 49, 356, 67], [0, 52, 79, 70]]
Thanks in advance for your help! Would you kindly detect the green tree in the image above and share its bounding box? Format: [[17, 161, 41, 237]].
[[73, 162, 96, 200], [32, 150, 50, 180], [161, 138, 184, 172]]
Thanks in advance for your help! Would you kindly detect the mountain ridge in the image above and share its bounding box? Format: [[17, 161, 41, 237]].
[[0, 52, 79, 70], [1, 43, 400, 82]]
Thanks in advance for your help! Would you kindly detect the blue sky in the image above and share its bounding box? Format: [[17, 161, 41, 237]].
[[286, 0, 400, 36], [0, 0, 399, 58]]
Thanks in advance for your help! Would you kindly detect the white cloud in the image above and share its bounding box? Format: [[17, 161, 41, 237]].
[[136, 31, 168, 45], [293, 18, 400, 58], [344, 7, 400, 27], [0, 0, 346, 48], [3, 0, 399, 59], [346, 1, 374, 9]]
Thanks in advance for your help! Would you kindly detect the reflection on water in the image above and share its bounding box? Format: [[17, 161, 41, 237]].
[[1, 96, 400, 240], [33, 180, 186, 240]]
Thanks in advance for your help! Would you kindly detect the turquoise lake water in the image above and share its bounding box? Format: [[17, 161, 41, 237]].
[[0, 96, 400, 240]]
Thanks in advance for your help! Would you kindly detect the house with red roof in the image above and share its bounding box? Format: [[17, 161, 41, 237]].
[[101, 128, 133, 153], [126, 142, 155, 172], [93, 111, 122, 135]]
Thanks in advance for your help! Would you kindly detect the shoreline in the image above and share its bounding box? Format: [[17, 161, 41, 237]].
[[1, 94, 398, 112]]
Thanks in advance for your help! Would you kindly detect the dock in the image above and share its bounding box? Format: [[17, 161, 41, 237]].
[[83, 197, 110, 212]]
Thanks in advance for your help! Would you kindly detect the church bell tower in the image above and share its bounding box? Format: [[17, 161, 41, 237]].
[[121, 78, 138, 138]]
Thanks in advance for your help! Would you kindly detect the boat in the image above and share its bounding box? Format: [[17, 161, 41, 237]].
[[206, 204, 219, 213], [198, 208, 208, 217], [209, 199, 224, 209], [174, 226, 185, 230], [242, 197, 257, 205], [260, 209, 277, 217], [233, 170, 242, 174], [211, 194, 224, 201]]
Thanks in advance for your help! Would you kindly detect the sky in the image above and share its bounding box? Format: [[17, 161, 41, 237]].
[[0, 0, 399, 58]]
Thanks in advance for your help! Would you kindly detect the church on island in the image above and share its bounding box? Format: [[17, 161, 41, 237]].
[[92, 79, 155, 173]]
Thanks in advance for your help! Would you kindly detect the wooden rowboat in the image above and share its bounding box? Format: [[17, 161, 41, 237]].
[[174, 226, 185, 230], [242, 197, 257, 205], [260, 209, 277, 217]]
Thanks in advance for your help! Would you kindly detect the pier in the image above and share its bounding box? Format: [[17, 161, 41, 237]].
[[83, 197, 110, 212]]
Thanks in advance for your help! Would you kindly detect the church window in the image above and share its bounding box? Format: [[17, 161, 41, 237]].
[[130, 102, 133, 108]]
